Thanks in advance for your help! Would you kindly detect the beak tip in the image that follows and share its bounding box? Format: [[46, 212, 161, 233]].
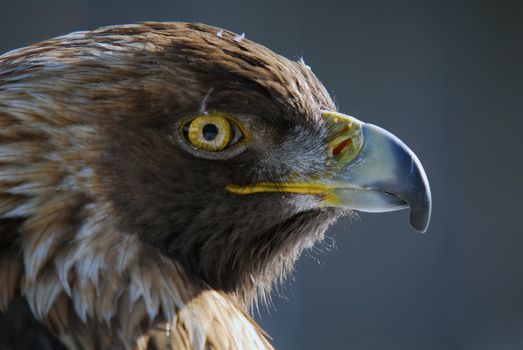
[[410, 196, 432, 233], [413, 222, 429, 234]]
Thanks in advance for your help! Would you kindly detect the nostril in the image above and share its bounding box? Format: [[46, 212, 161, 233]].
[[332, 138, 353, 156]]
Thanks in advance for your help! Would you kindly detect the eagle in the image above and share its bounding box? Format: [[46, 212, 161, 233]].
[[0, 22, 431, 349]]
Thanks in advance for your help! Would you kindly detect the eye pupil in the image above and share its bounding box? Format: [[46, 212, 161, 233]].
[[202, 123, 219, 141]]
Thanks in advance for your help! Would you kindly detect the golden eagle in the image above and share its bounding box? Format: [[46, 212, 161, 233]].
[[0, 22, 431, 349]]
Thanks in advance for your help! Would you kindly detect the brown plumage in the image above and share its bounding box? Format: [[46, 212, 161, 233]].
[[0, 21, 431, 350], [0, 22, 336, 349]]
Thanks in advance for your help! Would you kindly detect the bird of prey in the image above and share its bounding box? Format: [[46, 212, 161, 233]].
[[0, 22, 431, 349]]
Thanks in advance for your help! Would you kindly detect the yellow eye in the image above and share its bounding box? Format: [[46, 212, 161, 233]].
[[182, 113, 245, 152]]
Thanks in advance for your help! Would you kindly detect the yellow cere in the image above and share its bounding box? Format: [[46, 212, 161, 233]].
[[321, 110, 364, 166], [187, 114, 231, 151]]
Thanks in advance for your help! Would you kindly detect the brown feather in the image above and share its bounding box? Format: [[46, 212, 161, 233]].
[[0, 21, 342, 349]]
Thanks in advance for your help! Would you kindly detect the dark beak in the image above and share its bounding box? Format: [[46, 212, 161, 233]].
[[322, 111, 432, 232]]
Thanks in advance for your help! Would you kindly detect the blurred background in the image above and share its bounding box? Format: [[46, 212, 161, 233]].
[[0, 0, 521, 349]]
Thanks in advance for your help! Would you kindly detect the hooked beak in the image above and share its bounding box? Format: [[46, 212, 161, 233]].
[[227, 111, 432, 233]]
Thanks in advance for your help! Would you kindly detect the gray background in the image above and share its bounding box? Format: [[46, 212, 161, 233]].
[[0, 0, 521, 349]]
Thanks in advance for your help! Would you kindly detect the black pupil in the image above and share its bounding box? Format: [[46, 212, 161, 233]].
[[202, 123, 219, 141]]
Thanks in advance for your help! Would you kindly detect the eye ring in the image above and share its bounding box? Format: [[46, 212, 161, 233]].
[[175, 112, 249, 159]]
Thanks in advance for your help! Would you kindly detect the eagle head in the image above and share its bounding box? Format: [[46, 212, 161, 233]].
[[0, 22, 431, 348]]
